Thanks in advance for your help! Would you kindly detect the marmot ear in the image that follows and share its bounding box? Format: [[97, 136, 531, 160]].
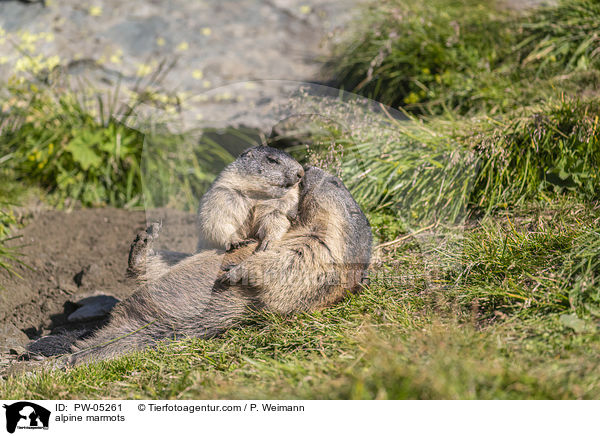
[[239, 149, 253, 158]]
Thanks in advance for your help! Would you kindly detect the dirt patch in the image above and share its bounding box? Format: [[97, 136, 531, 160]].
[[0, 207, 197, 362]]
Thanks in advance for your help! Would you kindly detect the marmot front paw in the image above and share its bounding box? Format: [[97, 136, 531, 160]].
[[226, 238, 255, 251]]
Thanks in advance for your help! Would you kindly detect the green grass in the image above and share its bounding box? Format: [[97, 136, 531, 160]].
[[329, 0, 600, 115], [516, 0, 600, 74], [449, 201, 600, 318], [281, 96, 600, 228], [0, 82, 235, 211], [2, 321, 599, 399], [1, 201, 599, 399], [468, 99, 600, 211], [328, 0, 512, 114]]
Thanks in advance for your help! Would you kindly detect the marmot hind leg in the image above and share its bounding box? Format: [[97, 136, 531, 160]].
[[127, 222, 162, 279], [127, 222, 191, 283]]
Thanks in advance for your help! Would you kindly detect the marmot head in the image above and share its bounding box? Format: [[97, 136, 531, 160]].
[[230, 146, 304, 198], [299, 166, 372, 268], [298, 166, 354, 220]]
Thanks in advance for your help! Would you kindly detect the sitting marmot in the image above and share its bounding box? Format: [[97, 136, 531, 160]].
[[196, 146, 304, 252], [126, 146, 304, 283]]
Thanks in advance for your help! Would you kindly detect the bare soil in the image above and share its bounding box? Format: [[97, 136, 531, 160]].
[[0, 207, 197, 362]]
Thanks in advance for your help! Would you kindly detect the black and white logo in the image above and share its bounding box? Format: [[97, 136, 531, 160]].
[[3, 402, 50, 434]]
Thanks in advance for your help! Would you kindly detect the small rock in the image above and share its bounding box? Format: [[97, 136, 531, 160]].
[[67, 295, 119, 322], [0, 323, 30, 354], [73, 266, 88, 287], [73, 264, 102, 288]]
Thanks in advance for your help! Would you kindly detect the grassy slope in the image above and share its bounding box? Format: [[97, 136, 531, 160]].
[[2, 203, 599, 399], [1, 0, 600, 398]]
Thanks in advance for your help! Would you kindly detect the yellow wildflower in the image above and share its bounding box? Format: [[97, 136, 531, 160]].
[[110, 49, 123, 64], [136, 63, 152, 77], [403, 92, 420, 105], [89, 6, 102, 16], [46, 55, 60, 70]]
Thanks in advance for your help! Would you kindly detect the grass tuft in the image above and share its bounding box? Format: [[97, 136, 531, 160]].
[[329, 0, 600, 115]]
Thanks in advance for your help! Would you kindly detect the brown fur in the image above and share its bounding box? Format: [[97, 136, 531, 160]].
[[68, 167, 371, 365]]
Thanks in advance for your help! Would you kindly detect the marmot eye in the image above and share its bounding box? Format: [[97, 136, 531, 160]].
[[266, 156, 280, 164], [329, 179, 341, 187]]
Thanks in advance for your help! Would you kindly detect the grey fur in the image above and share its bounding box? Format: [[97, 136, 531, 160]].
[[68, 166, 371, 365]]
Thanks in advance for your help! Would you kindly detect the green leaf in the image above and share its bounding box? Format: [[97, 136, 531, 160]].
[[559, 313, 587, 333], [65, 137, 103, 170]]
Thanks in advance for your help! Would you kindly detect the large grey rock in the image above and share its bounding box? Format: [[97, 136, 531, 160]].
[[0, 0, 358, 132]]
